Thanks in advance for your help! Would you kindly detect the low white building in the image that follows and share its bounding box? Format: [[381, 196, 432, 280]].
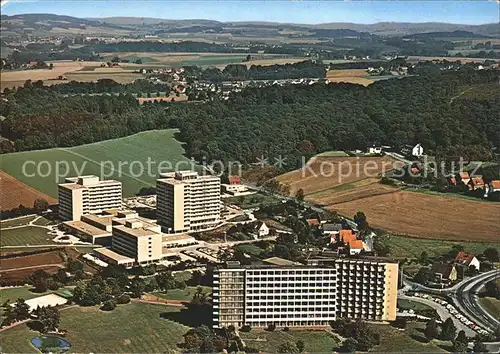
[[254, 221, 269, 237], [412, 143, 424, 157]]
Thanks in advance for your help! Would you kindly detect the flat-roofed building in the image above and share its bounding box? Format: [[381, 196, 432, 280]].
[[58, 176, 122, 221], [93, 247, 135, 268], [213, 257, 398, 329], [156, 171, 221, 233], [111, 219, 163, 265]]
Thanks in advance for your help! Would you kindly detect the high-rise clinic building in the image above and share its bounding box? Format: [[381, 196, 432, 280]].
[[58, 176, 122, 221], [213, 258, 398, 329], [156, 171, 221, 233]]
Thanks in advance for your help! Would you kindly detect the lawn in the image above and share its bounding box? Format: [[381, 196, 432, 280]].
[[0, 226, 55, 247], [0, 303, 189, 353], [239, 329, 338, 353], [31, 216, 55, 226], [0, 215, 38, 228], [478, 297, 500, 320], [225, 193, 280, 209], [316, 150, 349, 157], [368, 323, 447, 353], [0, 286, 52, 316], [397, 299, 438, 318], [153, 286, 212, 302], [387, 234, 499, 259], [1, 129, 196, 197]]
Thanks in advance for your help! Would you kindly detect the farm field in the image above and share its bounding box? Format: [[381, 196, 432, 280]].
[[0, 226, 56, 247], [307, 178, 400, 206], [277, 155, 402, 196], [239, 329, 339, 353], [0, 249, 65, 282], [331, 191, 500, 242], [0, 303, 189, 353], [388, 234, 499, 259], [0, 61, 104, 89], [0, 171, 57, 211], [326, 69, 374, 86], [1, 129, 194, 197]]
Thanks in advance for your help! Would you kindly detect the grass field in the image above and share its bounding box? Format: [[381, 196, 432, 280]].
[[316, 150, 349, 157], [0, 171, 57, 211], [388, 234, 498, 259], [1, 129, 194, 197], [225, 193, 279, 209], [368, 323, 447, 353], [240, 329, 338, 353], [0, 226, 55, 247], [478, 297, 500, 320], [332, 191, 500, 242], [0, 303, 189, 353], [153, 286, 212, 302], [0, 215, 38, 228]]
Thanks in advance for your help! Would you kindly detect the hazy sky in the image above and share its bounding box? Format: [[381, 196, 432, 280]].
[[2, 1, 499, 25]]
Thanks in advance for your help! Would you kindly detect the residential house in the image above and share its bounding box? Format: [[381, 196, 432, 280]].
[[457, 171, 471, 185], [486, 180, 500, 196], [306, 218, 320, 227], [348, 240, 364, 255], [468, 176, 485, 191], [454, 251, 480, 271], [339, 229, 357, 246], [175, 84, 186, 94], [412, 143, 424, 158], [229, 176, 241, 185], [447, 175, 457, 186], [323, 223, 342, 236], [254, 221, 269, 238], [367, 143, 382, 154], [432, 263, 458, 284]]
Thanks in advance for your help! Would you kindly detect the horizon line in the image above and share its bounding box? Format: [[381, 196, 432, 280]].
[[1, 12, 497, 27]]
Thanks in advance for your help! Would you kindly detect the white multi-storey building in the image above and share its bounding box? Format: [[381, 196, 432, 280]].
[[213, 258, 398, 329], [58, 176, 122, 221], [156, 171, 221, 233]]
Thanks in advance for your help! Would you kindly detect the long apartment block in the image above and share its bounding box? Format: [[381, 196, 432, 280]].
[[58, 175, 122, 221], [156, 170, 221, 233], [212, 258, 398, 329]]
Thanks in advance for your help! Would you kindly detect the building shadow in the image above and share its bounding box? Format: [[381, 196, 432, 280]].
[[160, 304, 212, 327]]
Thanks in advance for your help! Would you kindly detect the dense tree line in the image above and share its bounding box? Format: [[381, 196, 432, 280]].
[[24, 78, 170, 95], [187, 61, 326, 82], [1, 69, 499, 170]]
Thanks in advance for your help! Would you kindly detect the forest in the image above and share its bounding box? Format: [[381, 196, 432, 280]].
[[187, 61, 326, 82], [1, 68, 499, 170]]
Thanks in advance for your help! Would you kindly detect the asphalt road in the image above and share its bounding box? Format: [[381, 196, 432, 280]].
[[451, 269, 500, 331]]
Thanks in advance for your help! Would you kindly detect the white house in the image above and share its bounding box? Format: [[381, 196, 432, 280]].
[[454, 251, 481, 271], [412, 143, 424, 157], [367, 143, 382, 154], [254, 221, 269, 237]]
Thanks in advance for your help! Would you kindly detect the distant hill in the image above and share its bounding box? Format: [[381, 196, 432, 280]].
[[2, 14, 498, 38], [402, 30, 489, 40]]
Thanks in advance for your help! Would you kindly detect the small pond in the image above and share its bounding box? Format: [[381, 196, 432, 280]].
[[31, 335, 71, 353]]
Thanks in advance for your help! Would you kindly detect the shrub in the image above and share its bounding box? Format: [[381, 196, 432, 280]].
[[116, 294, 131, 304], [240, 325, 252, 332], [267, 323, 276, 332], [283, 326, 290, 332], [101, 299, 117, 311]]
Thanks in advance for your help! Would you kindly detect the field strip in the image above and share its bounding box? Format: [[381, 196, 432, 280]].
[[61, 148, 154, 187], [324, 188, 402, 207]]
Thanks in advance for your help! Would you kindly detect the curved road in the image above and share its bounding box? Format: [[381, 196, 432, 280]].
[[451, 269, 500, 332], [404, 269, 500, 332]]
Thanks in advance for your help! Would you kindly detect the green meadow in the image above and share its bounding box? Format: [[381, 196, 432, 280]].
[[1, 129, 195, 197]]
